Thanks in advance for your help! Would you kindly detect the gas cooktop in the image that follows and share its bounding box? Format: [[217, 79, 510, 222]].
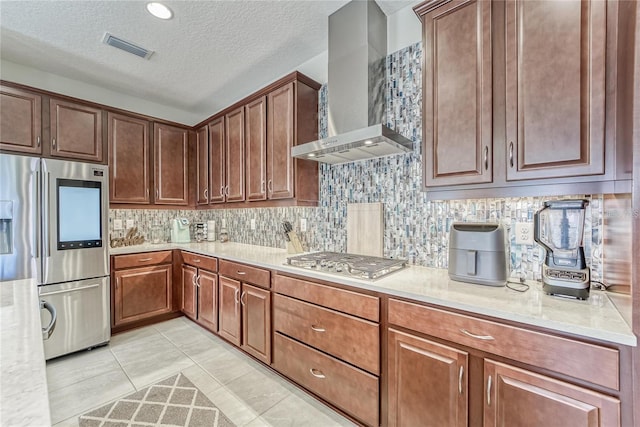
[[286, 251, 407, 280]]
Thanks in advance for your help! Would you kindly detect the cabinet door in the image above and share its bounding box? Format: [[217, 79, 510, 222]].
[[484, 359, 620, 427], [153, 123, 189, 205], [50, 99, 103, 162], [241, 283, 271, 364], [388, 329, 468, 427], [195, 125, 209, 205], [197, 270, 218, 332], [181, 265, 197, 319], [505, 0, 606, 180], [218, 276, 241, 346], [113, 265, 172, 327], [246, 96, 267, 201], [108, 112, 150, 204], [225, 107, 245, 203], [422, 0, 492, 187], [267, 82, 295, 199], [0, 85, 42, 154], [208, 117, 226, 204]]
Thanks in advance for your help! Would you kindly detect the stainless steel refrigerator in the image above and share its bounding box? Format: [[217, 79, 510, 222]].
[[0, 153, 110, 359]]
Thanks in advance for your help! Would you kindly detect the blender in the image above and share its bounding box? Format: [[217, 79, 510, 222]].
[[534, 199, 590, 299]]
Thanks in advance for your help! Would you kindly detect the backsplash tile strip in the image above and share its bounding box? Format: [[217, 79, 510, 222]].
[[109, 41, 605, 282]]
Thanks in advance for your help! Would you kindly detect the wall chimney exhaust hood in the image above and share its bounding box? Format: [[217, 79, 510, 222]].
[[291, 0, 413, 165]]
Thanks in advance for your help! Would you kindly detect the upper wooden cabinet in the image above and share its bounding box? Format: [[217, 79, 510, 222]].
[[195, 125, 209, 205], [108, 112, 150, 204], [0, 85, 42, 155], [153, 123, 189, 205], [505, 0, 606, 181], [415, 0, 632, 197], [208, 117, 226, 204], [421, 0, 493, 187], [225, 106, 246, 203], [245, 96, 267, 201], [194, 72, 320, 207], [50, 98, 103, 162]]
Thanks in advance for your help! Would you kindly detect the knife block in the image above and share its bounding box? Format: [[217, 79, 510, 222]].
[[286, 232, 304, 254]]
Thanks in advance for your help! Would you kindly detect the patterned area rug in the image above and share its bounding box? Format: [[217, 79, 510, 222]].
[[78, 373, 235, 427]]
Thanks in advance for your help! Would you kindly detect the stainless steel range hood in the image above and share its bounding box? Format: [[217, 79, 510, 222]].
[[291, 0, 413, 165]]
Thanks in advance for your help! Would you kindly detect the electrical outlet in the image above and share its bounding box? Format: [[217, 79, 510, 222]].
[[126, 219, 135, 229], [113, 219, 123, 230], [250, 219, 256, 230], [515, 222, 534, 245], [300, 218, 307, 232]]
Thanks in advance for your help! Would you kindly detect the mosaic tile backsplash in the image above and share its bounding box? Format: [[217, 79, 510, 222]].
[[109, 41, 608, 282]]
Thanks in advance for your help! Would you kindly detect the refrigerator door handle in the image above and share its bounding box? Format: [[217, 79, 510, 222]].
[[40, 283, 101, 297], [33, 169, 40, 259], [40, 300, 57, 340]]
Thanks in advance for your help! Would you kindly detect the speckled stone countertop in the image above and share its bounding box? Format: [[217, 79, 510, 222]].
[[112, 242, 636, 346], [0, 278, 51, 427]]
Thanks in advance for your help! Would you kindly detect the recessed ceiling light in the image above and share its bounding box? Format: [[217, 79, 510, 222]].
[[364, 140, 374, 145], [146, 2, 173, 20], [308, 153, 316, 158]]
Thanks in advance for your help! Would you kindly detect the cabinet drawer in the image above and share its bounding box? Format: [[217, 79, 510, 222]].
[[182, 251, 218, 272], [273, 274, 379, 322], [273, 294, 379, 374], [113, 251, 172, 270], [388, 298, 619, 390], [273, 333, 379, 427], [219, 260, 270, 288]]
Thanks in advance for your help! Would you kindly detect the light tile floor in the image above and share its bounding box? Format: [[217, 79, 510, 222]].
[[47, 317, 357, 427]]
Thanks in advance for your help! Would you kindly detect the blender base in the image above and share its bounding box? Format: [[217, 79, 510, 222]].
[[542, 282, 590, 300]]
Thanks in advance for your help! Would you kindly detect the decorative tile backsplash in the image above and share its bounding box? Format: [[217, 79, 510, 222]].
[[109, 41, 607, 282]]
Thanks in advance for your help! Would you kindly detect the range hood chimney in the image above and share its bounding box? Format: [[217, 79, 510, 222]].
[[291, 0, 413, 164]]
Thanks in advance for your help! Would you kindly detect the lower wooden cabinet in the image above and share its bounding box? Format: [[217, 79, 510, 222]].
[[484, 360, 620, 427], [387, 329, 468, 427], [217, 276, 271, 364], [113, 264, 172, 327], [181, 252, 219, 332]]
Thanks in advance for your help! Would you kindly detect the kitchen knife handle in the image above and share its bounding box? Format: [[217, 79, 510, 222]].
[[458, 366, 464, 394], [41, 300, 57, 340], [460, 328, 494, 341], [509, 142, 514, 168], [487, 375, 492, 406]]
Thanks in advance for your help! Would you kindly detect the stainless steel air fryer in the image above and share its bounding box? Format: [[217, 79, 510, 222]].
[[534, 199, 590, 300]]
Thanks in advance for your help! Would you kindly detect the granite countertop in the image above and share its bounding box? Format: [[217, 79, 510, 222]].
[[112, 242, 637, 347], [0, 278, 51, 426]]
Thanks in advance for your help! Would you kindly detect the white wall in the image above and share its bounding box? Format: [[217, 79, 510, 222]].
[[0, 59, 200, 125], [387, 1, 423, 54]]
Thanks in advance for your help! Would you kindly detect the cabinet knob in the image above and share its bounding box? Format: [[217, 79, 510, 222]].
[[309, 368, 326, 379], [509, 142, 514, 168]]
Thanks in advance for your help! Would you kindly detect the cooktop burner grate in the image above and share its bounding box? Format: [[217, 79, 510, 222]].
[[286, 251, 407, 280]]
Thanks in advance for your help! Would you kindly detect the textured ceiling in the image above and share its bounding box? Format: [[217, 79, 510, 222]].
[[0, 0, 414, 124]]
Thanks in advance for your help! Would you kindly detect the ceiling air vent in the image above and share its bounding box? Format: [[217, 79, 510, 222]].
[[102, 32, 154, 59]]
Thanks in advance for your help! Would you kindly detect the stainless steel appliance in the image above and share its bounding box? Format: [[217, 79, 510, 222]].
[[448, 223, 508, 286], [0, 154, 110, 359], [534, 199, 590, 300], [286, 251, 406, 280]]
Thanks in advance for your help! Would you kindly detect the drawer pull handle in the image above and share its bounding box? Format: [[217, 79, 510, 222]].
[[509, 142, 514, 168], [460, 329, 494, 340], [309, 368, 326, 379], [240, 291, 247, 306], [458, 366, 464, 395], [310, 325, 325, 333], [138, 258, 153, 262], [487, 375, 492, 406], [193, 259, 201, 263], [234, 288, 240, 304], [236, 271, 246, 275]]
